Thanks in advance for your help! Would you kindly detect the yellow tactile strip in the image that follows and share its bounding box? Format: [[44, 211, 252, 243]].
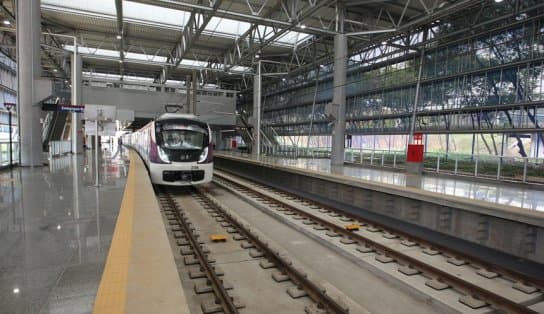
[[93, 153, 136, 313], [93, 151, 189, 314]]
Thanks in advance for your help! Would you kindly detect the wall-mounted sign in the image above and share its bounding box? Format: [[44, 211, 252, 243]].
[[58, 104, 84, 113]]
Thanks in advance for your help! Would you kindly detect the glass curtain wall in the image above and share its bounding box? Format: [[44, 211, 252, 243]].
[[262, 2, 544, 159]]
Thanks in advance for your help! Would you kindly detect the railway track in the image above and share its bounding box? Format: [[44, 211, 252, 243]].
[[157, 186, 354, 314], [157, 188, 243, 313], [212, 169, 544, 314]]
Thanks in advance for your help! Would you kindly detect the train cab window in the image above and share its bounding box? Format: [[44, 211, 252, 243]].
[[158, 123, 208, 150]]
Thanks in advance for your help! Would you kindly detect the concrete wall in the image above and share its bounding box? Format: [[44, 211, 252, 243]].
[[81, 86, 235, 126]]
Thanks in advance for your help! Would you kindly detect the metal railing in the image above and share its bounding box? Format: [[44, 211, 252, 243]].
[[344, 148, 544, 184], [49, 140, 71, 158], [222, 145, 544, 184]]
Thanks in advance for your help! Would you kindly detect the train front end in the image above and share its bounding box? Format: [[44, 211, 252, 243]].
[[149, 117, 213, 185]]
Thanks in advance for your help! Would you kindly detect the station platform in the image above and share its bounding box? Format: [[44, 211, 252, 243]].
[[1, 146, 188, 313], [214, 152, 544, 267], [0, 149, 129, 313], [218, 151, 544, 211]]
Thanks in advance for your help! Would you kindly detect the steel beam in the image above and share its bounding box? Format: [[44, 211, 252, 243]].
[[115, 0, 125, 80], [224, 0, 334, 72], [157, 0, 222, 84], [126, 0, 336, 36]]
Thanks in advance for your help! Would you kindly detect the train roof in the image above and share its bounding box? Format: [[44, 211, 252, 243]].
[[156, 113, 202, 122], [155, 113, 209, 128]]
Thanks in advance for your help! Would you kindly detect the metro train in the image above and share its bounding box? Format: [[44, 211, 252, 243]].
[[123, 113, 213, 185]]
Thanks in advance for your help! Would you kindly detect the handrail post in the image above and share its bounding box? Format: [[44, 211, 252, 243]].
[[474, 157, 479, 177], [454, 158, 458, 175], [393, 152, 397, 168], [496, 155, 502, 180], [436, 155, 440, 173], [523, 158, 528, 183]]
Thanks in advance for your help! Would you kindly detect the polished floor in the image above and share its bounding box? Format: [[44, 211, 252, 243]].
[[0, 147, 129, 314], [219, 152, 544, 212]]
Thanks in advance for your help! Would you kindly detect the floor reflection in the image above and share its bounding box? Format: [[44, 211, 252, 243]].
[[0, 149, 129, 313], [220, 152, 544, 212]]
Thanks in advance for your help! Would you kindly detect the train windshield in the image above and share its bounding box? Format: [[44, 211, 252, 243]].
[[157, 122, 208, 150]]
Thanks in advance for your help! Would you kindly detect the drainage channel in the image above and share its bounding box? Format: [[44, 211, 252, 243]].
[[213, 170, 543, 314]]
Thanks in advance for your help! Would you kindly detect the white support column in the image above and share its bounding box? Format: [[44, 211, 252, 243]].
[[330, 5, 347, 166], [71, 50, 83, 154], [253, 61, 262, 158], [192, 70, 197, 114], [17, 0, 43, 166]]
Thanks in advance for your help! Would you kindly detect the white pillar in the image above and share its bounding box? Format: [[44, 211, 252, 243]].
[[72, 51, 83, 154], [253, 61, 262, 158], [330, 33, 348, 166], [17, 0, 43, 166]]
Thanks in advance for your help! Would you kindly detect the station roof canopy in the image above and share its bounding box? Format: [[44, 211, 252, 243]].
[[0, 0, 483, 86]]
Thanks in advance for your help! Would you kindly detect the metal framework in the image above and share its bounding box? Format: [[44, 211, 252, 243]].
[[257, 1, 544, 158], [0, 0, 542, 158]]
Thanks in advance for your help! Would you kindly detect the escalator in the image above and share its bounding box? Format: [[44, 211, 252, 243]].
[[42, 111, 69, 151], [41, 94, 70, 152], [236, 113, 254, 152]]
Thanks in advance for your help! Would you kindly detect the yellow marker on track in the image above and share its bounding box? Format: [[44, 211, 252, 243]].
[[210, 234, 228, 242], [345, 224, 360, 231]]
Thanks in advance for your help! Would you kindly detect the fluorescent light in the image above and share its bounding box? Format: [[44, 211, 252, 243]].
[[494, 0, 503, 2], [116, 34, 122, 40], [13, 288, 19, 294], [300, 24, 306, 29], [255, 54, 260, 58], [56, 224, 61, 230], [53, 69, 58, 72], [3, 20, 10, 25]]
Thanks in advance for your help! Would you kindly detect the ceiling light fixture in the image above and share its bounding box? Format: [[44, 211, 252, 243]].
[[3, 20, 10, 25], [116, 34, 122, 40], [300, 24, 307, 29]]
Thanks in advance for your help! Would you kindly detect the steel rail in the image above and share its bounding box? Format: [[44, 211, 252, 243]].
[[192, 186, 349, 314], [213, 171, 541, 314], [157, 189, 239, 314]]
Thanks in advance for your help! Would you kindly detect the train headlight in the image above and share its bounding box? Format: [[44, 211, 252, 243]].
[[198, 146, 208, 163], [158, 147, 170, 163]]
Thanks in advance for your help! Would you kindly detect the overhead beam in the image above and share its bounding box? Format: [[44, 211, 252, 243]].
[[224, 0, 335, 71], [157, 0, 222, 83], [288, 0, 479, 77], [115, 0, 125, 80], [126, 0, 336, 36], [209, 0, 284, 71]]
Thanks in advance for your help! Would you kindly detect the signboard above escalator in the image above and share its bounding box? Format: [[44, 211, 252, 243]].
[[59, 104, 84, 113], [41, 103, 84, 113]]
